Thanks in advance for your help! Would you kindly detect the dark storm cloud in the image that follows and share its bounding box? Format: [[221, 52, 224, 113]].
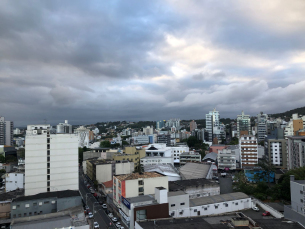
[[1, 0, 305, 126]]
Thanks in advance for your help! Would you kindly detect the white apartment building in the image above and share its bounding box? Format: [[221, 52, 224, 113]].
[[113, 172, 168, 207], [25, 124, 79, 196], [239, 135, 258, 168], [74, 126, 89, 148], [143, 126, 153, 135], [206, 108, 220, 142], [5, 172, 25, 192], [14, 128, 21, 135], [218, 148, 236, 170], [133, 136, 149, 145], [141, 144, 174, 166], [171, 146, 189, 163]]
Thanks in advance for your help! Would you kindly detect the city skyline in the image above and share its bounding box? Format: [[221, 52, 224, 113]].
[[1, 1, 305, 126]]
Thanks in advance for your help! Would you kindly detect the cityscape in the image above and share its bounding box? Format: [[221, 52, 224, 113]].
[[1, 1, 305, 229]]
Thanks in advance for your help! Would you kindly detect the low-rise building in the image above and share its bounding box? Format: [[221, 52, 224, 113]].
[[101, 180, 113, 194], [113, 172, 168, 207], [141, 144, 173, 166], [180, 152, 201, 165], [5, 172, 25, 192], [11, 190, 82, 219], [113, 147, 146, 169], [86, 159, 134, 184], [202, 152, 217, 164], [82, 147, 111, 161], [218, 149, 236, 170], [144, 164, 181, 181], [169, 178, 220, 199]]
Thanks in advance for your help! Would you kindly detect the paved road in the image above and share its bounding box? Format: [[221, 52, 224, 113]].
[[79, 172, 114, 229]]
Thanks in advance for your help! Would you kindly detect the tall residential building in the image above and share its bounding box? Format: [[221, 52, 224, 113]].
[[165, 119, 180, 128], [74, 126, 89, 148], [257, 112, 268, 142], [237, 111, 251, 138], [265, 138, 287, 168], [190, 120, 197, 132], [143, 126, 153, 135], [56, 120, 72, 134], [205, 108, 220, 142], [25, 124, 79, 196], [156, 120, 165, 130], [287, 136, 305, 170], [239, 135, 258, 168], [0, 117, 13, 146]]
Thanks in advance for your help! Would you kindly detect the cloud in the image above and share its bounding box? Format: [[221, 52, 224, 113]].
[[0, 0, 305, 126]]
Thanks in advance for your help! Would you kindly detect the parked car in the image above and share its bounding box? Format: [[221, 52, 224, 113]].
[[108, 213, 114, 218], [112, 217, 118, 222], [262, 211, 270, 216], [85, 206, 90, 212], [102, 204, 107, 209], [94, 222, 99, 228], [105, 209, 110, 214], [252, 206, 259, 212], [88, 212, 94, 218], [116, 222, 121, 228]]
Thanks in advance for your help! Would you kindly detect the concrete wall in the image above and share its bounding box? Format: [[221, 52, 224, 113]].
[[284, 205, 305, 227], [143, 177, 168, 195], [168, 194, 189, 211], [11, 196, 82, 219], [6, 173, 24, 192], [125, 180, 139, 198], [290, 181, 304, 214], [115, 162, 134, 175], [185, 184, 220, 199], [253, 198, 284, 218], [96, 164, 112, 184], [83, 151, 100, 161]]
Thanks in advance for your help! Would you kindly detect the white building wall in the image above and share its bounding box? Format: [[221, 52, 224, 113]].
[[96, 164, 112, 184], [25, 126, 79, 196], [115, 162, 134, 175], [5, 173, 24, 192], [140, 157, 173, 166], [125, 179, 139, 198], [143, 176, 168, 195]]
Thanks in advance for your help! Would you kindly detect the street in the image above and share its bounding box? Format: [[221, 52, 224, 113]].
[[79, 171, 114, 229]]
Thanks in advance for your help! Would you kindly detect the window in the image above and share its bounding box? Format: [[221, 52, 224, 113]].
[[194, 209, 197, 212], [225, 203, 228, 207], [44, 201, 49, 204], [12, 206, 16, 210], [39, 202, 42, 206], [139, 187, 144, 192], [25, 204, 30, 208], [18, 214, 21, 217], [24, 213, 27, 216], [171, 204, 175, 207], [52, 201, 56, 204], [235, 203, 238, 205], [33, 202, 37, 206], [215, 206, 218, 209], [204, 208, 207, 210], [180, 203, 185, 206], [136, 210, 147, 221], [301, 199, 303, 203], [13, 214, 16, 218], [17, 205, 20, 208], [29, 212, 32, 216], [301, 191, 303, 194]]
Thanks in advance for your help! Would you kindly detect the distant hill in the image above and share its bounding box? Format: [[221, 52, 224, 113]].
[[269, 106, 305, 119]]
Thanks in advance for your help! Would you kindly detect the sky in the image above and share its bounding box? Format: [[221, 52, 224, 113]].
[[1, 0, 305, 126]]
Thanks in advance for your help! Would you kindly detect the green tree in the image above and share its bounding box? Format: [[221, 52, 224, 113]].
[[232, 172, 254, 195], [259, 140, 264, 146], [187, 136, 199, 148], [122, 140, 129, 146], [229, 137, 239, 145], [256, 156, 276, 187], [0, 155, 5, 163], [100, 140, 111, 148]]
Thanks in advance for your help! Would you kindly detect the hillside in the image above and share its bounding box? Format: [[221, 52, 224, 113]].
[[269, 106, 305, 119]]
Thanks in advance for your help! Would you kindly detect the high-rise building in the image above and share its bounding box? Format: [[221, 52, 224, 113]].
[[206, 108, 223, 142], [143, 126, 153, 135], [74, 126, 90, 148], [0, 117, 13, 146], [257, 112, 268, 142], [165, 119, 180, 128], [287, 136, 305, 170], [56, 120, 72, 134], [265, 138, 287, 169], [190, 120, 197, 132], [156, 120, 165, 130], [239, 135, 258, 168], [237, 111, 251, 138], [25, 124, 79, 196]]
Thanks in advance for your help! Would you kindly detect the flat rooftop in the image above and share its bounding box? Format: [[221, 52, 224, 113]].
[[125, 195, 155, 203], [168, 191, 186, 197], [115, 172, 165, 181], [169, 178, 216, 191], [14, 190, 80, 202], [189, 192, 249, 207]]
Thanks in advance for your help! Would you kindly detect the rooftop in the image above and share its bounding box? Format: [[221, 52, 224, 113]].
[[203, 152, 218, 161], [179, 163, 212, 180], [14, 190, 80, 202], [168, 191, 186, 197], [144, 164, 180, 177], [0, 189, 24, 202], [102, 180, 113, 188], [115, 172, 165, 181], [169, 178, 216, 191], [125, 195, 155, 203], [189, 192, 249, 207]]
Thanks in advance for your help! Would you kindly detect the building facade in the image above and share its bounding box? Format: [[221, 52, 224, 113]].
[[5, 172, 25, 192], [206, 109, 220, 142], [180, 152, 201, 165], [287, 136, 305, 170], [217, 149, 236, 170], [239, 135, 258, 168], [237, 111, 251, 138], [0, 117, 14, 146], [265, 139, 287, 168], [25, 124, 79, 196]]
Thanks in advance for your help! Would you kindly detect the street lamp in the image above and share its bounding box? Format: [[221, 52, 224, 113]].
[[86, 193, 91, 205]]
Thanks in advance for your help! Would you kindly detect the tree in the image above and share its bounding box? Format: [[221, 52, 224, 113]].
[[0, 155, 5, 163], [122, 141, 129, 146], [259, 140, 264, 146], [256, 156, 276, 187], [229, 137, 239, 145], [232, 172, 254, 195], [100, 140, 111, 148], [187, 136, 199, 148]]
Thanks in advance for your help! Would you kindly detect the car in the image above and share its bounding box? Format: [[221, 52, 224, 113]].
[[116, 222, 121, 228], [252, 206, 259, 211], [112, 217, 118, 222], [85, 206, 90, 212], [88, 212, 94, 218], [108, 213, 114, 218], [102, 204, 107, 209], [94, 222, 99, 228], [105, 209, 110, 214], [262, 211, 271, 216], [91, 190, 95, 194]]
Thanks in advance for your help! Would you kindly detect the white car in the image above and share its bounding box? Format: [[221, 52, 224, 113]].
[[102, 204, 107, 209], [88, 212, 94, 218], [252, 206, 259, 212], [112, 217, 118, 222], [94, 222, 99, 228], [108, 213, 114, 218], [116, 222, 121, 228]]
